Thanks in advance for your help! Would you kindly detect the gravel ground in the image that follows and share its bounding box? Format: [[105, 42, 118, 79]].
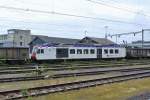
[[127, 92, 150, 100], [0, 73, 28, 78], [47, 64, 150, 75], [0, 64, 150, 79]]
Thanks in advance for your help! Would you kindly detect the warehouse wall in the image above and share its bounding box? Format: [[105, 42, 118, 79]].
[[0, 48, 29, 60]]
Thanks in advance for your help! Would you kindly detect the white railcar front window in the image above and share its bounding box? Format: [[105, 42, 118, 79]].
[[37, 49, 40, 54], [41, 49, 44, 54], [33, 47, 38, 53]]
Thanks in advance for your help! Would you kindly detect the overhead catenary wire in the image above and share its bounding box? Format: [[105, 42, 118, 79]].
[[87, 0, 150, 18], [108, 29, 150, 37], [0, 5, 143, 26], [0, 22, 122, 37], [0, 16, 132, 33]]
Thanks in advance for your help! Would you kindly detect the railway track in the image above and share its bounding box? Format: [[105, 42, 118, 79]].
[[1, 62, 150, 75], [1, 70, 150, 100], [0, 67, 150, 83], [1, 59, 150, 69]]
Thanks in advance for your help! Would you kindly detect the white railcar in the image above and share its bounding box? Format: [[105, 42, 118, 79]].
[[31, 44, 126, 60]]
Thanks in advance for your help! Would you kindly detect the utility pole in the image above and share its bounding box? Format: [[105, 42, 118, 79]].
[[84, 30, 87, 37], [142, 29, 144, 49], [116, 35, 118, 44], [105, 26, 108, 39], [142, 29, 144, 57]]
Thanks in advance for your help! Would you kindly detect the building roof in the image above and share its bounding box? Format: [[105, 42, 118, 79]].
[[29, 35, 79, 45], [77, 37, 115, 45], [132, 40, 150, 44]]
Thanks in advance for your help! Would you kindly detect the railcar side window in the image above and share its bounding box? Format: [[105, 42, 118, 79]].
[[37, 49, 40, 54], [41, 49, 44, 54], [149, 49, 150, 53], [90, 49, 95, 54], [70, 49, 75, 54], [110, 49, 113, 54], [104, 49, 108, 54], [84, 49, 89, 54], [77, 49, 82, 54], [115, 49, 119, 54]]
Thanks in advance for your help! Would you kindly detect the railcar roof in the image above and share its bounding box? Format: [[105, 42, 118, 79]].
[[37, 43, 124, 48]]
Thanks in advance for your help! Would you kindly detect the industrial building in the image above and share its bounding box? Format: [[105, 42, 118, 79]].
[[0, 29, 31, 47], [0, 29, 116, 61], [128, 40, 150, 48]]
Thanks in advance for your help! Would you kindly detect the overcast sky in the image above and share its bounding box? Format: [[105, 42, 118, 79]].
[[0, 0, 150, 43]]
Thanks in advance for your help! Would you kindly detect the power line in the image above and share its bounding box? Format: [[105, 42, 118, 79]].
[[0, 15, 132, 33], [87, 0, 150, 18], [0, 5, 143, 26], [0, 24, 109, 38]]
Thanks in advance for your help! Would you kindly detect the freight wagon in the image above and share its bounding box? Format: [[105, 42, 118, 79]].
[[0, 47, 29, 64]]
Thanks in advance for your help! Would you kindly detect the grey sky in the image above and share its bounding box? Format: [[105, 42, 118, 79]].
[[0, 0, 150, 43]]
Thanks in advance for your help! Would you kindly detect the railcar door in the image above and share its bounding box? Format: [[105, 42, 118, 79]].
[[56, 48, 68, 58], [97, 49, 102, 58]]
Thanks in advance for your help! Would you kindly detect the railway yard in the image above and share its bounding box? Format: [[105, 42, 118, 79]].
[[1, 59, 150, 100]]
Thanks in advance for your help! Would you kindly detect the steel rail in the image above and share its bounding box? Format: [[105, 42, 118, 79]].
[[0, 67, 150, 83], [0, 62, 150, 75], [1, 70, 150, 100]]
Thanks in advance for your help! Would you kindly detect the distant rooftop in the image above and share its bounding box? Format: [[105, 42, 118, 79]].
[[30, 35, 79, 45], [132, 40, 150, 44], [77, 36, 115, 45]]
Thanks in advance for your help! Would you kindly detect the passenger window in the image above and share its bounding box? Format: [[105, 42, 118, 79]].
[[84, 49, 89, 54], [104, 49, 108, 54], [115, 49, 119, 54], [149, 50, 150, 53], [90, 49, 95, 54], [37, 49, 40, 54], [41, 49, 44, 54], [70, 49, 75, 54], [77, 49, 82, 54], [110, 49, 113, 54]]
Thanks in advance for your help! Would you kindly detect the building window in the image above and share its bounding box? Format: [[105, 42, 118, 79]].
[[90, 49, 95, 54], [77, 49, 82, 54], [20, 42, 23, 46], [20, 36, 23, 40], [8, 30, 15, 34], [104, 49, 108, 54], [41, 49, 44, 54], [84, 49, 89, 54], [70, 49, 75, 54], [110, 49, 114, 54], [115, 49, 119, 54]]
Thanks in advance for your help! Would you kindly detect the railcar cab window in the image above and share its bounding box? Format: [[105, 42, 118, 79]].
[[37, 49, 44, 54], [84, 49, 88, 54], [37, 49, 40, 54], [41, 49, 44, 54], [104, 49, 108, 54], [90, 49, 95, 54], [70, 49, 75, 54], [115, 49, 119, 54], [33, 47, 38, 53], [77, 49, 82, 54], [110, 49, 114, 54]]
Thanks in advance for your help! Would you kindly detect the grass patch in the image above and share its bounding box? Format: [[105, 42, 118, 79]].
[[30, 77, 150, 100]]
